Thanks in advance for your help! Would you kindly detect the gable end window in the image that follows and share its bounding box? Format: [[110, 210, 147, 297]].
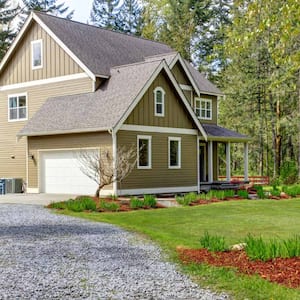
[[137, 135, 152, 169], [195, 98, 212, 120], [31, 40, 43, 69], [154, 87, 165, 117], [168, 137, 181, 169], [8, 94, 27, 121]]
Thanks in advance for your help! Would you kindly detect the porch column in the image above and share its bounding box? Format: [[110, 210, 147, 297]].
[[244, 142, 249, 181], [208, 141, 213, 182], [226, 142, 231, 181]]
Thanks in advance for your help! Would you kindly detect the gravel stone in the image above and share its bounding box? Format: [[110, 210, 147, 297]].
[[0, 204, 229, 299]]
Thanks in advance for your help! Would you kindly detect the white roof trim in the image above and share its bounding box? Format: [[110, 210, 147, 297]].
[[114, 60, 207, 140], [32, 13, 95, 81], [169, 53, 201, 97], [0, 12, 96, 81]]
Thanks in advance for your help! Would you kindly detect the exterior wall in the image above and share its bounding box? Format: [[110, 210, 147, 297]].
[[28, 132, 112, 190], [117, 130, 197, 192], [0, 21, 83, 86], [125, 70, 196, 129], [171, 62, 191, 86], [0, 76, 93, 182]]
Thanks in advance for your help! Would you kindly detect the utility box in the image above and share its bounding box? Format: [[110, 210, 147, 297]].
[[0, 178, 23, 194]]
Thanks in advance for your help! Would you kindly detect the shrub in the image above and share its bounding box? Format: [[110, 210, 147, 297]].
[[270, 187, 281, 197], [99, 200, 120, 212], [224, 190, 235, 198], [65, 196, 97, 212], [49, 201, 67, 210], [280, 160, 299, 184], [129, 197, 144, 209], [254, 185, 267, 199], [282, 185, 300, 197], [200, 231, 228, 252], [143, 194, 157, 208], [237, 190, 249, 199], [175, 192, 197, 206]]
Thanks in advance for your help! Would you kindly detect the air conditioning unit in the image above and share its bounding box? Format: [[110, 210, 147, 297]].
[[0, 178, 23, 194]]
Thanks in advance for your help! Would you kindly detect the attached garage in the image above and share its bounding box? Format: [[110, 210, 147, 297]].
[[39, 150, 98, 195]]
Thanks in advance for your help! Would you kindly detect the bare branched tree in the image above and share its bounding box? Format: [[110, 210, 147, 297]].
[[77, 145, 137, 197]]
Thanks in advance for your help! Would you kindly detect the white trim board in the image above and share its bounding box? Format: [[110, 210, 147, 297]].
[[0, 73, 89, 91], [118, 186, 198, 196], [120, 124, 198, 135]]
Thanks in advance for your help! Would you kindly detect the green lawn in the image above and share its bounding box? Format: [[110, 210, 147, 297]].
[[59, 199, 300, 299]]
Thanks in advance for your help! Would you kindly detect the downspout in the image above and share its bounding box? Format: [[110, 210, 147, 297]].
[[197, 136, 200, 193], [108, 128, 118, 196]]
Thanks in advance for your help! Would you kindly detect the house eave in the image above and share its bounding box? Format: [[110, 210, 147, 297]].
[[199, 136, 252, 142]]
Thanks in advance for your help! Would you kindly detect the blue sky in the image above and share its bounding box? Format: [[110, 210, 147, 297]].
[[64, 0, 93, 23]]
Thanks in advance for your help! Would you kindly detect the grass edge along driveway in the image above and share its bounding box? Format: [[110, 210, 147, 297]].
[[58, 199, 300, 300]]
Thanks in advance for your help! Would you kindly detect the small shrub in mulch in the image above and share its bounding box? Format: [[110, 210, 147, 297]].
[[178, 248, 300, 289]]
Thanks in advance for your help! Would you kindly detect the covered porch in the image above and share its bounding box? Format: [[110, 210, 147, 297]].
[[198, 124, 251, 192]]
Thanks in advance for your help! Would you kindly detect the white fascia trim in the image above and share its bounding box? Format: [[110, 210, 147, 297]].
[[32, 13, 96, 81], [0, 73, 89, 91], [0, 13, 34, 72], [114, 61, 165, 132], [169, 53, 201, 97], [118, 186, 198, 196], [180, 84, 193, 91], [120, 124, 198, 135], [162, 62, 207, 140]]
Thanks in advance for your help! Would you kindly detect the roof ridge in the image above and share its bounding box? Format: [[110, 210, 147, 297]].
[[33, 11, 173, 49], [111, 58, 164, 71]]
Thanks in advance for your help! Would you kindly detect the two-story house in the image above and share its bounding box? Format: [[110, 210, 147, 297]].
[[0, 11, 250, 195]]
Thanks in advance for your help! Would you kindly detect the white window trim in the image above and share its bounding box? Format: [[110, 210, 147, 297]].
[[154, 86, 165, 117], [195, 97, 212, 120], [137, 135, 152, 169], [8, 93, 28, 122], [31, 39, 43, 70], [168, 137, 181, 169]]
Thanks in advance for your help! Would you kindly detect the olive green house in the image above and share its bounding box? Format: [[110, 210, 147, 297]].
[[0, 12, 250, 196]]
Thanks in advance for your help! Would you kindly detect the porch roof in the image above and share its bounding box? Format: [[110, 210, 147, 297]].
[[202, 124, 251, 142]]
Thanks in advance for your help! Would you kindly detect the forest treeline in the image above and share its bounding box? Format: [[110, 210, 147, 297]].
[[1, 0, 299, 182]]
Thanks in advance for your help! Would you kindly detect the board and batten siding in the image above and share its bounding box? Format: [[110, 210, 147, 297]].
[[117, 130, 197, 191], [28, 132, 112, 190], [0, 76, 93, 181], [0, 21, 83, 86], [125, 70, 196, 129]]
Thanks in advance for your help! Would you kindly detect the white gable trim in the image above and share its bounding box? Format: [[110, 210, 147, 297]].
[[169, 53, 201, 97], [114, 60, 207, 140], [32, 13, 96, 81], [0, 12, 96, 82]]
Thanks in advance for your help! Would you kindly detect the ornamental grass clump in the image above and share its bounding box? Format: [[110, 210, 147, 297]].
[[237, 189, 249, 199], [99, 200, 120, 212], [254, 185, 267, 199], [129, 197, 144, 209], [200, 231, 228, 252], [282, 185, 300, 197], [175, 192, 197, 206], [283, 235, 300, 258], [143, 195, 157, 208], [49, 201, 67, 210], [66, 196, 97, 212]]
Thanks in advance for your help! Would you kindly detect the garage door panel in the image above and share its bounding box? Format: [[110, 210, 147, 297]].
[[40, 150, 98, 195]]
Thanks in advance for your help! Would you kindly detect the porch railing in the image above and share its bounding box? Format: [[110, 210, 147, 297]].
[[218, 176, 270, 185]]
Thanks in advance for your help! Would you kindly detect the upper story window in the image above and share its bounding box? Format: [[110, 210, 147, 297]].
[[31, 39, 43, 69], [154, 87, 165, 117], [168, 137, 181, 169], [137, 135, 152, 169], [8, 94, 27, 121], [195, 98, 212, 120]]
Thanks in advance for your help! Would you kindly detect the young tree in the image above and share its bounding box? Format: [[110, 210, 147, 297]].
[[77, 146, 137, 198], [0, 0, 19, 60]]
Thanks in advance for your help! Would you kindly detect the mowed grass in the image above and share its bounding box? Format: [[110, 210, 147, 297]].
[[59, 199, 300, 299]]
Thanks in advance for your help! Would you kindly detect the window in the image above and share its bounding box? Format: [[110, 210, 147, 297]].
[[195, 98, 212, 120], [154, 87, 165, 117], [137, 135, 152, 169], [8, 94, 27, 121], [168, 137, 181, 168], [31, 40, 43, 69]]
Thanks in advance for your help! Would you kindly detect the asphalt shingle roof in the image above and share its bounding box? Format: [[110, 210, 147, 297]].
[[202, 124, 249, 141], [35, 12, 173, 76], [19, 60, 163, 136]]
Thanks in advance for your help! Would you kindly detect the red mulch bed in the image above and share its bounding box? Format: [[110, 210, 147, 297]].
[[177, 248, 300, 289]]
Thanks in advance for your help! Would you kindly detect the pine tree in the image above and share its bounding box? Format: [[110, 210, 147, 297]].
[[19, 0, 74, 28], [90, 0, 123, 31], [0, 0, 19, 60]]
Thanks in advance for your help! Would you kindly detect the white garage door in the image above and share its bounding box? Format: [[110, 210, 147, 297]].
[[40, 150, 98, 195]]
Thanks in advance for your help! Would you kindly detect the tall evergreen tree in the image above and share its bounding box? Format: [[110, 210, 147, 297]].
[[90, 0, 123, 31], [119, 0, 142, 35], [0, 0, 19, 60]]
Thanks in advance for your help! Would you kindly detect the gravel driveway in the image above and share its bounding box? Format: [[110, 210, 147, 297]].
[[0, 204, 229, 299]]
